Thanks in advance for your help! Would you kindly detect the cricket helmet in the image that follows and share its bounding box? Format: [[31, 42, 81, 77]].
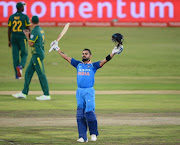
[[112, 33, 124, 45]]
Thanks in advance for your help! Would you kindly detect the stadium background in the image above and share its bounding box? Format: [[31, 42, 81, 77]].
[[1, 0, 180, 26], [0, 0, 180, 144]]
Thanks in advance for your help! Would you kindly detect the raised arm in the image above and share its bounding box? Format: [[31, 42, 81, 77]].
[[57, 49, 72, 64], [49, 40, 72, 64], [99, 33, 124, 67], [99, 53, 114, 67], [99, 44, 123, 67]]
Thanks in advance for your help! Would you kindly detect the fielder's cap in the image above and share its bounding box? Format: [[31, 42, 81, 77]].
[[31, 16, 39, 23], [16, 2, 26, 9]]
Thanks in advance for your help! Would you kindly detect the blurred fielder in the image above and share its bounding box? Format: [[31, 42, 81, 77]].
[[12, 16, 51, 101], [49, 33, 124, 142], [8, 2, 30, 79]]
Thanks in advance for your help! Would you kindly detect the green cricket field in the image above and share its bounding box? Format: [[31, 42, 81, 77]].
[[0, 26, 180, 145]]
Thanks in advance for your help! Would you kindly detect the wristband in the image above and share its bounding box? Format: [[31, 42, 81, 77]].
[[106, 54, 112, 61]]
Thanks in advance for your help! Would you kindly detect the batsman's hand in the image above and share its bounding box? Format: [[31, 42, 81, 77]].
[[50, 40, 58, 48], [112, 44, 123, 55], [49, 40, 59, 52], [49, 44, 60, 52]]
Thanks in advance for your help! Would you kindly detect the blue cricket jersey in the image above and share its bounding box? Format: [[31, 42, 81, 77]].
[[71, 58, 101, 88]]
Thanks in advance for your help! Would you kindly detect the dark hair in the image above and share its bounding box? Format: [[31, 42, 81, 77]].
[[83, 48, 92, 55]]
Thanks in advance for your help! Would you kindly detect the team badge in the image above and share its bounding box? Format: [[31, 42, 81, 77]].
[[30, 35, 34, 39]]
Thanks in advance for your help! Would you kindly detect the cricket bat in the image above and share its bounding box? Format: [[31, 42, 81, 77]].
[[49, 23, 70, 52]]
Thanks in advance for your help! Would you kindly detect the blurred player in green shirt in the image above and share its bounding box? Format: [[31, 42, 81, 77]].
[[8, 2, 30, 79], [12, 16, 51, 101]]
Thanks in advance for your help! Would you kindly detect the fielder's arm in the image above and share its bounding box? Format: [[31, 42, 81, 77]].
[[26, 26, 31, 38], [57, 49, 72, 64], [23, 30, 34, 47], [8, 26, 12, 47]]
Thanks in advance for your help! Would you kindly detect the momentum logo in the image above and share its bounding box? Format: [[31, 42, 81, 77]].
[[0, 0, 179, 22]]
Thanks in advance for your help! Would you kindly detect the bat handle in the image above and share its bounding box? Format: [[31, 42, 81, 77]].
[[56, 37, 60, 42], [49, 46, 54, 53]]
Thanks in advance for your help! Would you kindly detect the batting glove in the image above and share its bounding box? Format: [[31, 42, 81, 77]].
[[112, 44, 123, 55], [53, 44, 60, 51], [49, 44, 60, 52], [50, 40, 58, 48]]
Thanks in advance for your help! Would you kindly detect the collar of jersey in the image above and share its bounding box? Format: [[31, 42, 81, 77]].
[[82, 60, 91, 64]]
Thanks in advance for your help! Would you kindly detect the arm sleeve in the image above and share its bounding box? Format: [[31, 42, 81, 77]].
[[29, 30, 38, 43], [92, 61, 101, 70], [25, 15, 30, 26], [71, 58, 81, 68], [8, 16, 12, 27]]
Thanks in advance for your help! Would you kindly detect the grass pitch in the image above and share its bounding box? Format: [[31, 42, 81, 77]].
[[0, 126, 179, 145], [0, 27, 180, 144], [0, 94, 180, 145], [0, 27, 180, 90]]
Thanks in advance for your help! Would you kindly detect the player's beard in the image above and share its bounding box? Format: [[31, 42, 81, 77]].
[[82, 56, 89, 62]]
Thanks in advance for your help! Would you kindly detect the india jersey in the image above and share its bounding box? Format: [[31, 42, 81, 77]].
[[29, 26, 45, 59], [8, 12, 30, 37], [71, 58, 101, 88]]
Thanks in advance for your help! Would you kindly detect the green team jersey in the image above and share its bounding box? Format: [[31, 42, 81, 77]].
[[29, 26, 45, 59], [8, 12, 30, 37]]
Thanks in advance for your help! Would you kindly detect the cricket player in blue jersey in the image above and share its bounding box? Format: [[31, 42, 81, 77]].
[[50, 33, 124, 142]]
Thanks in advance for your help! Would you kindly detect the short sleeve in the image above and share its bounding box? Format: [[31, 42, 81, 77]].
[[92, 61, 101, 70], [71, 58, 81, 68], [29, 30, 38, 43], [8, 16, 12, 27], [25, 15, 30, 26]]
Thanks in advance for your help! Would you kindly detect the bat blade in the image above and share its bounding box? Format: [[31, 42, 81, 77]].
[[49, 23, 70, 53], [56, 23, 70, 42]]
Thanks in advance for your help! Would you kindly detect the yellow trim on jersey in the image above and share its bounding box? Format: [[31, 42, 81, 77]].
[[29, 36, 38, 43], [8, 21, 11, 26], [34, 36, 38, 42], [31, 47, 36, 54], [29, 40, 34, 42], [25, 20, 30, 26], [24, 39, 28, 53], [37, 57, 43, 72]]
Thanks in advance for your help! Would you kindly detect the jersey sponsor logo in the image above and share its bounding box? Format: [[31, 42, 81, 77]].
[[78, 69, 90, 72], [78, 68, 91, 76], [78, 72, 90, 76]]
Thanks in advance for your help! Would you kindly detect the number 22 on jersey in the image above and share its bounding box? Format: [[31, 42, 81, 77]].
[[12, 20, 22, 32]]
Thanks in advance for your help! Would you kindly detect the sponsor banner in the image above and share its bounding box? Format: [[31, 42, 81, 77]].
[[2, 21, 180, 27], [168, 22, 180, 27], [0, 0, 180, 23], [85, 22, 111, 27], [1, 22, 8, 26], [141, 22, 168, 27], [112, 22, 140, 27], [39, 22, 57, 27], [57, 22, 84, 27]]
